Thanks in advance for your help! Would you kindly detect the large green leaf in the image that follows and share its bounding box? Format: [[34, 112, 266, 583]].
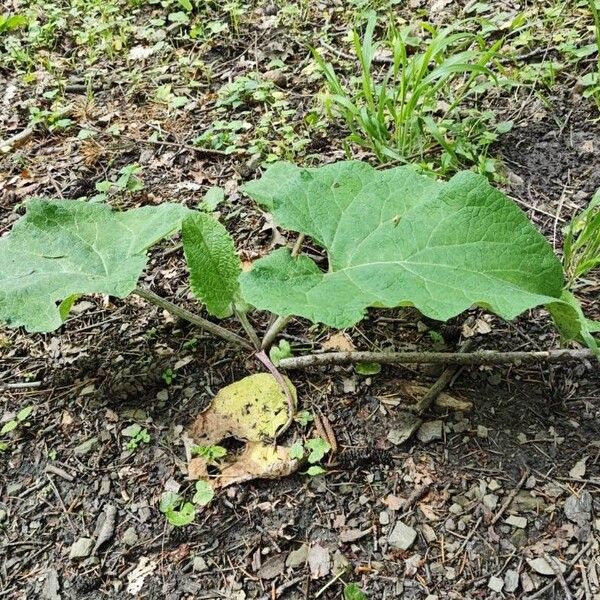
[[182, 212, 241, 318], [0, 199, 190, 332], [240, 161, 565, 329]]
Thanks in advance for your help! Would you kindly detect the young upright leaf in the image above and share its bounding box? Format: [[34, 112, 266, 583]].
[[548, 291, 599, 355], [182, 212, 241, 318], [241, 162, 565, 328], [0, 200, 190, 332]]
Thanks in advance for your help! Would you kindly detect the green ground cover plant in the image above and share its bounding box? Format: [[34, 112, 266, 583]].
[[313, 14, 503, 174], [0, 160, 597, 356]]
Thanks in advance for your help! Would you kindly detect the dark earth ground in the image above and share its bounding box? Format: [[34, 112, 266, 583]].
[[1, 1, 600, 599]]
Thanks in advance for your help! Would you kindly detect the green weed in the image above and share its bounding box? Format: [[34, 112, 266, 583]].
[[313, 13, 502, 174], [563, 189, 600, 286]]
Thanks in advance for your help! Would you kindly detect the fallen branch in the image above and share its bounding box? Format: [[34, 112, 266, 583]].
[[278, 348, 596, 370], [134, 286, 254, 351], [0, 107, 73, 154]]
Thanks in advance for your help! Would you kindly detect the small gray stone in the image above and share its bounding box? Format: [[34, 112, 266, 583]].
[[477, 425, 489, 438], [422, 524, 437, 542], [69, 537, 94, 560], [193, 556, 208, 572], [449, 503, 463, 515], [74, 437, 98, 457], [488, 575, 504, 593], [504, 569, 519, 593], [0, 509, 6, 523], [258, 555, 286, 580], [286, 544, 308, 568], [387, 412, 422, 445], [521, 572, 535, 592], [512, 491, 545, 512], [488, 479, 501, 491], [388, 521, 417, 550], [122, 527, 138, 547], [379, 511, 390, 525], [511, 529, 528, 549], [483, 493, 499, 510], [417, 420, 443, 443], [505, 515, 527, 529], [528, 556, 564, 576], [564, 492, 592, 526], [42, 568, 60, 600], [452, 419, 470, 433]]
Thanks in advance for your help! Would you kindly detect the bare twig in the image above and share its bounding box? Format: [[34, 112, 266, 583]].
[[491, 468, 530, 525], [278, 348, 596, 370], [410, 339, 476, 414], [134, 286, 254, 351], [0, 381, 42, 391], [525, 540, 593, 600], [0, 107, 73, 153], [544, 554, 573, 600]]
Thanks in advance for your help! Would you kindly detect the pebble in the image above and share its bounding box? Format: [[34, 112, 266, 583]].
[[422, 524, 437, 542], [122, 527, 139, 547], [417, 420, 443, 443], [512, 491, 545, 512], [69, 537, 94, 560], [511, 529, 528, 549], [528, 556, 564, 576], [379, 511, 390, 525], [488, 479, 501, 491], [286, 544, 308, 568], [449, 503, 463, 515], [43, 568, 60, 600], [388, 521, 417, 550], [193, 556, 208, 572], [488, 575, 504, 593], [74, 437, 98, 457], [483, 493, 499, 510], [505, 515, 527, 529], [564, 491, 592, 526], [477, 425, 489, 438], [452, 419, 470, 433], [504, 569, 519, 592], [0, 509, 6, 523], [387, 413, 422, 445]]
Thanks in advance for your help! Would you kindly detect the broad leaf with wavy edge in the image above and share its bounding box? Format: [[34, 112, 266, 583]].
[[240, 161, 566, 329], [0, 199, 190, 332], [182, 212, 241, 318]]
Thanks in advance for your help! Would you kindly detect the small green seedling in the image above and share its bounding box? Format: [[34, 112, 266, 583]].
[[344, 583, 368, 600], [294, 410, 314, 427], [162, 368, 175, 385], [192, 480, 214, 506], [354, 362, 381, 376], [305, 465, 327, 477], [563, 189, 600, 286], [289, 440, 305, 460], [306, 437, 331, 464], [269, 339, 292, 365], [1, 405, 33, 436], [94, 163, 144, 201], [191, 444, 227, 462], [159, 491, 196, 527], [122, 424, 150, 451]]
